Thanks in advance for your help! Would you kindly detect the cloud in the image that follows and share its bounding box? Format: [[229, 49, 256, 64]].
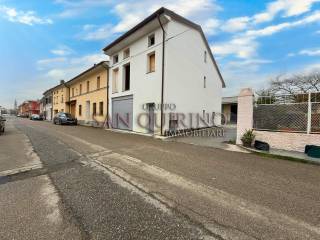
[[253, 0, 320, 24], [246, 11, 320, 37], [37, 57, 66, 66], [37, 53, 107, 82], [54, 0, 112, 18], [0, 5, 53, 25], [212, 36, 258, 59], [202, 18, 220, 35], [80, 0, 221, 40], [213, 10, 320, 60], [221, 17, 250, 33], [303, 63, 320, 73], [80, 24, 114, 41], [51, 45, 73, 56], [299, 48, 320, 56]]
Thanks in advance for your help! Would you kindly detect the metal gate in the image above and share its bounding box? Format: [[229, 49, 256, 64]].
[[112, 95, 133, 130], [253, 92, 320, 133]]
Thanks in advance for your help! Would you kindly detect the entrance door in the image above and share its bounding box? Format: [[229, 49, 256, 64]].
[[70, 103, 76, 118], [147, 103, 155, 134], [86, 101, 90, 121]]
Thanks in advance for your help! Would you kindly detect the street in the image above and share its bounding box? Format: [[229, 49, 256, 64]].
[[1, 117, 320, 240]]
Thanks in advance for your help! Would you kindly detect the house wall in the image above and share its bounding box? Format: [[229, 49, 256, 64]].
[[108, 26, 164, 133], [108, 19, 223, 134], [53, 86, 69, 114], [164, 20, 223, 131], [69, 67, 108, 126]]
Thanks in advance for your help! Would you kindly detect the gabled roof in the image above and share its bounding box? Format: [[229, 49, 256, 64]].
[[102, 7, 225, 87], [66, 61, 108, 85], [43, 61, 109, 96]]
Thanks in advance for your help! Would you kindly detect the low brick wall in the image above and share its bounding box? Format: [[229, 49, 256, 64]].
[[254, 130, 320, 152]]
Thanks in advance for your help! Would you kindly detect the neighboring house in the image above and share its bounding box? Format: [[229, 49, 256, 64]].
[[42, 89, 53, 121], [103, 7, 225, 135], [222, 96, 238, 124], [52, 80, 70, 115], [18, 100, 40, 117], [67, 61, 108, 127]]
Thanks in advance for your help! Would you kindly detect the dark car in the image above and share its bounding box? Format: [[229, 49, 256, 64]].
[[53, 112, 77, 125], [0, 116, 6, 134]]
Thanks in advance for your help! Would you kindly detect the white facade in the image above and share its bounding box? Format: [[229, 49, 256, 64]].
[[106, 10, 224, 135]]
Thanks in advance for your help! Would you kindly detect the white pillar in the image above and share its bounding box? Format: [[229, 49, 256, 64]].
[[236, 88, 254, 145], [307, 91, 312, 134]]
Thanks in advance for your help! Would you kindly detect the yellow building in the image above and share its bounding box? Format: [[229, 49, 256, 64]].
[[67, 61, 108, 127], [52, 80, 70, 115]]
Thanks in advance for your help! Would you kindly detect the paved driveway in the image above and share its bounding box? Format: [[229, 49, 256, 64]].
[[171, 125, 246, 152]]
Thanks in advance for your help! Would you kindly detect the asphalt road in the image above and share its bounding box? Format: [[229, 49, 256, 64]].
[[1, 117, 320, 240]]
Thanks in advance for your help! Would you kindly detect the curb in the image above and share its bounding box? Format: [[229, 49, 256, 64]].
[[238, 145, 320, 166]]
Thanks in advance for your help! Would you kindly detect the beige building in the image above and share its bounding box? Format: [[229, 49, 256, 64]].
[[67, 61, 108, 126], [52, 80, 70, 115]]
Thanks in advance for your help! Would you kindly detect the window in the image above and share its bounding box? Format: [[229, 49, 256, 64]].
[[123, 64, 130, 91], [72, 88, 74, 97], [61, 95, 64, 103], [113, 54, 119, 64], [112, 68, 119, 93], [148, 34, 155, 47], [204, 76, 206, 88], [97, 76, 100, 89], [79, 105, 82, 116], [87, 81, 90, 92], [93, 103, 97, 116], [204, 51, 207, 63], [148, 52, 155, 73], [123, 48, 130, 59], [99, 102, 103, 115], [79, 84, 82, 95]]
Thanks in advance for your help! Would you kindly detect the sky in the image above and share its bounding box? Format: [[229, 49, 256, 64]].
[[0, 0, 320, 108]]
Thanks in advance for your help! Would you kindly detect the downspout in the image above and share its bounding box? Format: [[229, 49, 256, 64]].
[[157, 14, 166, 136], [105, 64, 110, 128]]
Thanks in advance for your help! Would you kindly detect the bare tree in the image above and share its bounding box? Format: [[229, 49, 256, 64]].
[[268, 72, 320, 94]]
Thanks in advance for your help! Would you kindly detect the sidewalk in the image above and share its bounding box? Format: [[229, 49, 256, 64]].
[[0, 119, 82, 239]]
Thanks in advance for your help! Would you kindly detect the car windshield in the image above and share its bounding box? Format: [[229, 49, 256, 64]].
[[62, 113, 72, 118]]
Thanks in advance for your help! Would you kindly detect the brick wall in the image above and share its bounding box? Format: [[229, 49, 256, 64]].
[[254, 130, 320, 152]]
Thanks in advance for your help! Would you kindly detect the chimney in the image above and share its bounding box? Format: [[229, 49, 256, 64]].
[[60, 80, 65, 84]]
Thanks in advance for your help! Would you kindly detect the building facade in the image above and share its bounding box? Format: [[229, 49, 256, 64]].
[[52, 80, 70, 115], [68, 61, 108, 127], [42, 89, 53, 121], [18, 100, 40, 117], [103, 7, 225, 135]]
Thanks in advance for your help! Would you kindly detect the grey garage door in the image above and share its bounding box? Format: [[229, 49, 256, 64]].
[[112, 95, 133, 130]]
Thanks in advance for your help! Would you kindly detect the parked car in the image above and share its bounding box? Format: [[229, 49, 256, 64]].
[[0, 116, 6, 134], [30, 114, 43, 120], [53, 112, 77, 125]]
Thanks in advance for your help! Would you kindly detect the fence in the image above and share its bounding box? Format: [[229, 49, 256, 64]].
[[253, 92, 320, 134]]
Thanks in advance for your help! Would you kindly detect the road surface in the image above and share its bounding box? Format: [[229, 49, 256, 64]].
[[0, 117, 319, 240]]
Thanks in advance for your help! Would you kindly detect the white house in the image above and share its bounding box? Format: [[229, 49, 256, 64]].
[[42, 89, 53, 121], [103, 7, 225, 135]]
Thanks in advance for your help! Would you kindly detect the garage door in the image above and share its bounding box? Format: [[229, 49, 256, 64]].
[[112, 95, 133, 130]]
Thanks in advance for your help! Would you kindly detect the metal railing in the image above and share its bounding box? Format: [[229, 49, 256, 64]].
[[253, 92, 320, 134]]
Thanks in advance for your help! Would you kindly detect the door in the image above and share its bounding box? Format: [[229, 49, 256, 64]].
[[86, 101, 90, 121], [147, 103, 155, 133], [112, 95, 133, 130], [70, 103, 76, 118]]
